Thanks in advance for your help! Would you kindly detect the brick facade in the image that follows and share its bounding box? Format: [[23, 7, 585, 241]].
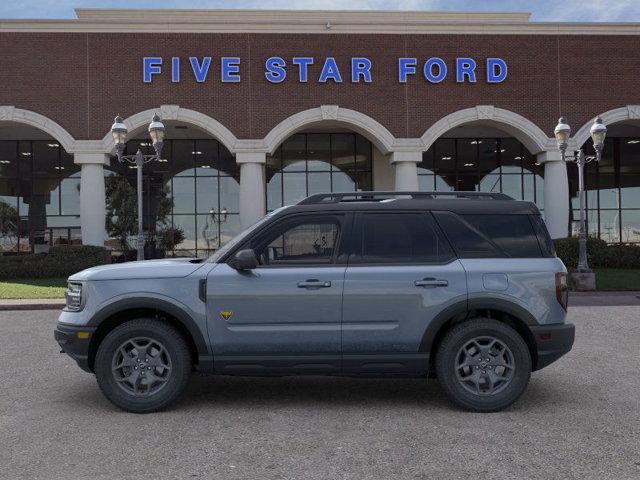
[[1, 32, 638, 142]]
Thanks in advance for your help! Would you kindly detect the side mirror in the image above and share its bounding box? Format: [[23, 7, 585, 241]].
[[231, 249, 258, 270]]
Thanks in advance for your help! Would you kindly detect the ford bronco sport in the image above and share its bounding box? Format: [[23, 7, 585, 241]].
[[55, 191, 574, 413]]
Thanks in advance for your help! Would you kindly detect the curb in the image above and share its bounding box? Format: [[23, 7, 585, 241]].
[[0, 301, 65, 311]]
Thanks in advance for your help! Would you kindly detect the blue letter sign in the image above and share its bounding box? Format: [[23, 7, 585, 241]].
[[143, 55, 508, 84]]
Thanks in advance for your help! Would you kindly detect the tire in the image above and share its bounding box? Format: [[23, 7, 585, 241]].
[[95, 318, 192, 413], [435, 318, 531, 412]]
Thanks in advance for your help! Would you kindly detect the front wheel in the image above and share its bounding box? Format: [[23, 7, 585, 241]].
[[95, 319, 192, 413], [435, 319, 531, 412]]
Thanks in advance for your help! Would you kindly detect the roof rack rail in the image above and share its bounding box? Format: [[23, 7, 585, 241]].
[[298, 191, 513, 205]]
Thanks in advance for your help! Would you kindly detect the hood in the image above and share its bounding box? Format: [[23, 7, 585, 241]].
[[69, 258, 206, 281]]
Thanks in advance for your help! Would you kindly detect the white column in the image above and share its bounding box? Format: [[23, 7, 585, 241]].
[[391, 151, 422, 191], [75, 153, 109, 246], [538, 151, 569, 239], [237, 152, 266, 229]]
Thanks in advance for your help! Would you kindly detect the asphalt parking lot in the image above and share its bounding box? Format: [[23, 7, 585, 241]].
[[1, 307, 639, 480]]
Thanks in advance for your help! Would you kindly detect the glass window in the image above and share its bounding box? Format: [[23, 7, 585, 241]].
[[621, 138, 640, 173], [357, 213, 453, 264], [435, 139, 456, 175], [307, 134, 331, 171], [433, 211, 501, 258], [259, 218, 339, 265], [463, 214, 543, 258], [621, 210, 640, 243], [478, 139, 498, 175], [266, 133, 373, 211], [530, 214, 556, 257], [0, 141, 18, 178]]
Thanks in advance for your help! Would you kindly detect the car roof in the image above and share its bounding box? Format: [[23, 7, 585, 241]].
[[275, 192, 540, 216]]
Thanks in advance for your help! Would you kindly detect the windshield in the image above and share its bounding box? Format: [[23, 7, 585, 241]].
[[207, 206, 290, 263]]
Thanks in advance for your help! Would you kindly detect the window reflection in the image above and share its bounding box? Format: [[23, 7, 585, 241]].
[[106, 138, 240, 257], [569, 136, 640, 243], [266, 133, 373, 210], [419, 138, 542, 203], [0, 140, 81, 253]]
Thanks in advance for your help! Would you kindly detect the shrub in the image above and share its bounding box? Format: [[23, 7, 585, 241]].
[[554, 237, 640, 269], [0, 245, 109, 280]]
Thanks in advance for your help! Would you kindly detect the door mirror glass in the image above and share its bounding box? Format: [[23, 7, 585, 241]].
[[232, 249, 258, 270]]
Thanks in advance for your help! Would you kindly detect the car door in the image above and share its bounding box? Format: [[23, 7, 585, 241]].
[[207, 212, 350, 375], [341, 211, 468, 375]]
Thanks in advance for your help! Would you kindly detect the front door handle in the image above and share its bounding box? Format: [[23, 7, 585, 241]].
[[297, 279, 332, 289], [414, 278, 448, 288]]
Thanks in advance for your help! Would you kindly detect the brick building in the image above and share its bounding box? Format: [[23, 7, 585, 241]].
[[0, 9, 639, 255]]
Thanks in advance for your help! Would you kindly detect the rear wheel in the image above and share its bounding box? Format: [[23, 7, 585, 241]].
[[95, 318, 192, 413], [435, 318, 531, 412]]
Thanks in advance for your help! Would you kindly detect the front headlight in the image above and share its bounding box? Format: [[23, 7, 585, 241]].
[[65, 282, 83, 311]]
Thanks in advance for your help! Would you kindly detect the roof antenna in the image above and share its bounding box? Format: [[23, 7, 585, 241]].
[[325, 21, 332, 30]]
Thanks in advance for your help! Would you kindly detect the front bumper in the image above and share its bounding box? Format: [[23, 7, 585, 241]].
[[530, 322, 575, 371], [54, 323, 97, 373]]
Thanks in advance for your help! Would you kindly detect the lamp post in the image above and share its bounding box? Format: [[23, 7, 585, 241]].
[[111, 114, 165, 261], [553, 116, 607, 282]]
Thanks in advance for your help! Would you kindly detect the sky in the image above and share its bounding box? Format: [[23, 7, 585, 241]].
[[0, 0, 639, 22]]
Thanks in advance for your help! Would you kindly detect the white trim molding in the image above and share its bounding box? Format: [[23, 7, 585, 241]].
[[0, 106, 76, 152], [263, 105, 397, 155], [100, 105, 239, 155], [420, 105, 553, 154], [1, 10, 639, 35], [571, 105, 640, 150]]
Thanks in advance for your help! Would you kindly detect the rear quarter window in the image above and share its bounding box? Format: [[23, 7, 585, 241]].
[[461, 214, 543, 258]]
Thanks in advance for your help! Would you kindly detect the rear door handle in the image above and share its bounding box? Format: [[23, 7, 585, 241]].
[[414, 278, 448, 288], [297, 279, 332, 289]]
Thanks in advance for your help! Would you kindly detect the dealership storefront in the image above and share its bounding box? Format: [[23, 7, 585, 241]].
[[0, 9, 639, 256]]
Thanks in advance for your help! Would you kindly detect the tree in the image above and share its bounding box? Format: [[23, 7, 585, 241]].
[[0, 200, 19, 251], [105, 176, 174, 253]]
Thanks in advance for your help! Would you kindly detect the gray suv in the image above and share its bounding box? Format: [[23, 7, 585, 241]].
[[55, 191, 574, 413]]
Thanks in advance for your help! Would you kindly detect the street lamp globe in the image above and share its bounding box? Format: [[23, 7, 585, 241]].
[[590, 117, 607, 156], [110, 115, 128, 155], [148, 114, 165, 156], [554, 117, 571, 154]]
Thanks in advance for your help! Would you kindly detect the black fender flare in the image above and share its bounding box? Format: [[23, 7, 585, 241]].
[[419, 297, 538, 353], [88, 296, 210, 357]]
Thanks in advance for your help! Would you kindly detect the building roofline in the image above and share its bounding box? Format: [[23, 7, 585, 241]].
[[0, 9, 638, 35]]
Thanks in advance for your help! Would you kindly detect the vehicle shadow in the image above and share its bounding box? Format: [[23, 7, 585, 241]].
[[62, 371, 584, 414]]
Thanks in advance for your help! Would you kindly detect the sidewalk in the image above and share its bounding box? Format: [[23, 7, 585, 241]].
[[1, 292, 640, 311]]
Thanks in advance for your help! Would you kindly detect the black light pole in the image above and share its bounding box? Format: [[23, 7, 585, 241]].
[[111, 114, 166, 261], [553, 116, 607, 274]]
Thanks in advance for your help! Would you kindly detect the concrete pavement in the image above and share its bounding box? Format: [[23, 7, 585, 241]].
[[1, 307, 639, 479]]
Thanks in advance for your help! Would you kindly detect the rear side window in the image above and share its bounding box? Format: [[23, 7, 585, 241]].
[[433, 211, 502, 258], [354, 212, 454, 264], [462, 214, 543, 258], [530, 215, 556, 257]]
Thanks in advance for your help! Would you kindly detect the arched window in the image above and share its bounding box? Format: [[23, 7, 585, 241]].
[[108, 137, 240, 258], [418, 137, 544, 211], [266, 133, 373, 211], [0, 138, 80, 253]]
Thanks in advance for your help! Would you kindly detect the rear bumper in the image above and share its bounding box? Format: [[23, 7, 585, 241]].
[[530, 322, 575, 371], [54, 323, 96, 373]]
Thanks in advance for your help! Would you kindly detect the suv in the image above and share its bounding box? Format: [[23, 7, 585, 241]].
[[55, 191, 574, 413]]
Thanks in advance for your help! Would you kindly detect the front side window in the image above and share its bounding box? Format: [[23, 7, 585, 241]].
[[355, 213, 454, 264], [256, 217, 340, 266]]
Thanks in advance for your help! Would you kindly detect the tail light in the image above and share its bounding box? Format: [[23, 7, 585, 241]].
[[555, 272, 568, 310]]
